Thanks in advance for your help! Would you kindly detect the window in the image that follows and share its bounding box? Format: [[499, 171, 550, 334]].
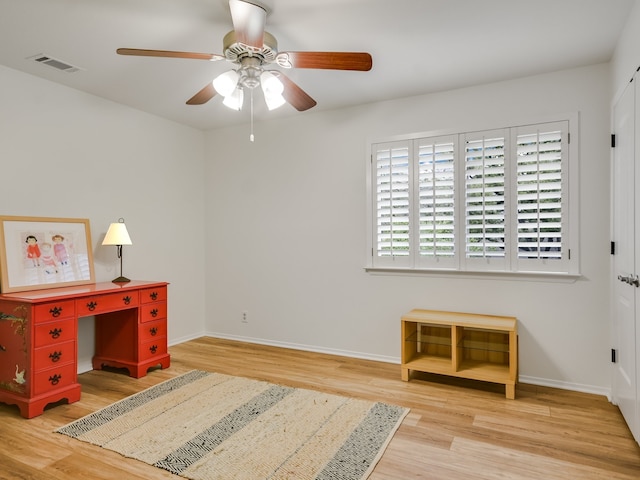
[[367, 118, 578, 275]]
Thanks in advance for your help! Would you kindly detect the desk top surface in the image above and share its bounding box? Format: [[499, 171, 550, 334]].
[[0, 280, 168, 303]]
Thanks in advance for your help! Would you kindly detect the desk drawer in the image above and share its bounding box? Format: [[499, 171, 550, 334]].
[[34, 300, 75, 323], [139, 319, 167, 343], [76, 292, 139, 316], [34, 340, 75, 371], [33, 362, 76, 395], [34, 318, 76, 348], [140, 302, 167, 323], [140, 286, 167, 304], [139, 338, 167, 362]]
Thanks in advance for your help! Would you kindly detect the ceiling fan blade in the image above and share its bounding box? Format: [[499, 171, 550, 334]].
[[276, 52, 372, 71], [186, 83, 217, 105], [117, 48, 225, 62], [277, 73, 317, 112], [229, 0, 266, 49]]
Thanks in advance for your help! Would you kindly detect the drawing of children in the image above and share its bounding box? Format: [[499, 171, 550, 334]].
[[25, 235, 41, 267], [40, 243, 58, 274], [52, 234, 69, 265]]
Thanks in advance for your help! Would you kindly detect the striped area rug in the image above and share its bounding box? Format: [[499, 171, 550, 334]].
[[56, 370, 409, 480]]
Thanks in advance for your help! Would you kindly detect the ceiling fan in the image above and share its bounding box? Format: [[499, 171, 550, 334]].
[[117, 0, 373, 114]]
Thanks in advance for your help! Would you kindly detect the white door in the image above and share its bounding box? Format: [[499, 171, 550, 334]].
[[612, 77, 638, 444]]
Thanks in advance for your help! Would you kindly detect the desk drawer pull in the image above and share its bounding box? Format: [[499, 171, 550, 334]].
[[123, 295, 132, 305], [149, 291, 158, 301], [49, 328, 62, 339], [49, 306, 63, 317], [149, 327, 158, 336], [49, 374, 62, 385], [49, 351, 62, 363], [150, 308, 158, 318], [149, 345, 158, 354], [86, 301, 98, 311]]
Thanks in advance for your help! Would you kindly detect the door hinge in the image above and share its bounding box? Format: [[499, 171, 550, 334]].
[[611, 134, 616, 148], [611, 348, 617, 363], [611, 241, 616, 255]]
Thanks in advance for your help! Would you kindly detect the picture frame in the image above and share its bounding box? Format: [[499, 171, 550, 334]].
[[0, 216, 95, 293]]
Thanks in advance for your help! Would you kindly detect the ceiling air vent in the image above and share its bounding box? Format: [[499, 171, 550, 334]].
[[28, 54, 83, 73]]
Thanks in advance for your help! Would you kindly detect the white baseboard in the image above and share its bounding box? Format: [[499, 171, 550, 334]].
[[78, 360, 93, 374], [203, 332, 612, 400], [168, 331, 208, 347], [205, 331, 399, 364], [519, 375, 612, 400]]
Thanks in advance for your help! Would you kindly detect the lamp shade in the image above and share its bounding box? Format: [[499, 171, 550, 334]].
[[222, 87, 244, 110], [260, 71, 284, 96], [263, 91, 286, 110], [261, 71, 286, 110], [102, 222, 132, 246], [213, 70, 240, 97]]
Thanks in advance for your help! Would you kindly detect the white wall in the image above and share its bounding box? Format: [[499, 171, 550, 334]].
[[205, 63, 612, 395], [612, 0, 640, 99], [0, 65, 207, 370]]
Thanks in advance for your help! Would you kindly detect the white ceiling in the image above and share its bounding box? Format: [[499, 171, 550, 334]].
[[0, 0, 634, 131]]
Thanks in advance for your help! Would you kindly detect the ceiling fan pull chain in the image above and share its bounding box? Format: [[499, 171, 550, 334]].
[[250, 88, 255, 142]]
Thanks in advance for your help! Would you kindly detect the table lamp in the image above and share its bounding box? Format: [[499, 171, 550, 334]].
[[102, 218, 132, 283]]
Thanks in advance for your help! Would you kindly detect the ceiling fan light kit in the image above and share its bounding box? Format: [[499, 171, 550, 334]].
[[211, 55, 285, 112], [117, 0, 372, 139], [222, 87, 244, 111]]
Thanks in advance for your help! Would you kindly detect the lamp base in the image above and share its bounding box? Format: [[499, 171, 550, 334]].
[[112, 276, 131, 283]]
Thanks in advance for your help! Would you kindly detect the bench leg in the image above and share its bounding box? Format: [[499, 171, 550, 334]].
[[506, 384, 515, 399]]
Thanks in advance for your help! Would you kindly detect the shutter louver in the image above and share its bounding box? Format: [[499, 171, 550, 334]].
[[516, 128, 563, 260], [464, 134, 506, 259], [418, 138, 455, 259], [375, 143, 411, 259]]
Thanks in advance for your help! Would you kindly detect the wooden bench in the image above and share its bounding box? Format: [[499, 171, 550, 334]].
[[401, 309, 518, 399]]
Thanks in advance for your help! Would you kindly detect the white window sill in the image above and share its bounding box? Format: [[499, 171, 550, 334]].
[[364, 267, 581, 283]]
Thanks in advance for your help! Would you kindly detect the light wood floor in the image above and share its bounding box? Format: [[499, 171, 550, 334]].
[[1, 337, 639, 479]]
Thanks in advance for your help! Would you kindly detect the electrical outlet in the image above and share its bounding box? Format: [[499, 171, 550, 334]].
[[242, 311, 248, 323]]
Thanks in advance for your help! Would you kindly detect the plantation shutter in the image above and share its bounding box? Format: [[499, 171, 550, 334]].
[[372, 141, 412, 267], [513, 121, 568, 271], [462, 130, 507, 270], [366, 117, 576, 275], [415, 136, 457, 268]]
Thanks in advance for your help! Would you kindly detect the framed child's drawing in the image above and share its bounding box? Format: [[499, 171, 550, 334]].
[[0, 216, 95, 293]]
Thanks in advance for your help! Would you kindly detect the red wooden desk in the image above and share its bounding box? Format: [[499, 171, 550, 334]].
[[0, 280, 170, 418]]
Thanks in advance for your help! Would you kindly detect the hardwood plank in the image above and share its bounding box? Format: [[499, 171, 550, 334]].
[[0, 336, 638, 479]]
